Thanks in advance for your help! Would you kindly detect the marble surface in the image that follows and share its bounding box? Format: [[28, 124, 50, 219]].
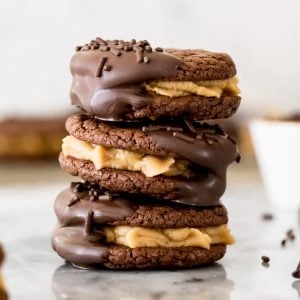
[[0, 162, 299, 300]]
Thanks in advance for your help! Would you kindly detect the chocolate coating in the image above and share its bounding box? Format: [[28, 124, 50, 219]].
[[70, 39, 181, 121], [147, 128, 238, 206], [52, 185, 135, 265]]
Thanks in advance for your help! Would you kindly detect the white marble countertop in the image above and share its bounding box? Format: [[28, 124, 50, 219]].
[[0, 162, 299, 300]]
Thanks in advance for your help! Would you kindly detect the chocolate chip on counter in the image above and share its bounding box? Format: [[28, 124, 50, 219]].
[[287, 229, 295, 241], [281, 239, 287, 247], [292, 262, 300, 278], [261, 212, 274, 221], [261, 255, 270, 263]]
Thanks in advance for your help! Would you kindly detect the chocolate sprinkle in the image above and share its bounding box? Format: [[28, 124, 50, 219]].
[[99, 45, 110, 51], [136, 47, 144, 63], [98, 194, 112, 201], [236, 153, 241, 163], [227, 135, 237, 145], [184, 118, 197, 133], [166, 126, 183, 132], [68, 196, 80, 207], [72, 182, 87, 193], [76, 38, 164, 67], [203, 133, 218, 143], [143, 56, 150, 64], [89, 195, 96, 202], [84, 211, 94, 234], [142, 125, 161, 132], [103, 65, 112, 71], [281, 239, 287, 247], [196, 132, 204, 140], [110, 48, 121, 56], [95, 57, 107, 77], [173, 132, 195, 143], [96, 37, 107, 45]]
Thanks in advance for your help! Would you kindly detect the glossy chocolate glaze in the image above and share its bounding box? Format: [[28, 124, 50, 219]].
[[70, 39, 181, 121], [52, 184, 135, 265], [146, 123, 239, 206]]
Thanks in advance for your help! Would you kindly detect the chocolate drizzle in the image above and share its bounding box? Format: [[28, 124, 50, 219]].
[[70, 38, 181, 120], [52, 183, 136, 266], [144, 122, 239, 206]]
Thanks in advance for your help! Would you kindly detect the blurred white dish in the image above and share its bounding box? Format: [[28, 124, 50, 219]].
[[250, 119, 300, 209]]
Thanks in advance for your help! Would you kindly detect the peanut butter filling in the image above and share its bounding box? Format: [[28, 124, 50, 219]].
[[145, 76, 240, 98], [62, 135, 191, 177], [104, 225, 235, 249]]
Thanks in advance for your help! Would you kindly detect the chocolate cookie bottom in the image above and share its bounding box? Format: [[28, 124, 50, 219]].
[[59, 154, 226, 206], [53, 228, 226, 270], [126, 93, 241, 121], [105, 244, 226, 269]]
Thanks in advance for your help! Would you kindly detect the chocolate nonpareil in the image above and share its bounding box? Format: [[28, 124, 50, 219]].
[[70, 38, 240, 121], [59, 114, 239, 206], [52, 182, 234, 269]]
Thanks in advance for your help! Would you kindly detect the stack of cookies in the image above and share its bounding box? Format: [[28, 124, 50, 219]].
[[52, 38, 241, 269]]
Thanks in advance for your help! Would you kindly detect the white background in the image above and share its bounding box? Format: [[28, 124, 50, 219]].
[[0, 0, 299, 117]]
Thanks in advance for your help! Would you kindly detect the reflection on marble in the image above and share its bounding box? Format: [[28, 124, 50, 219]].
[[52, 263, 233, 300], [292, 280, 300, 298]]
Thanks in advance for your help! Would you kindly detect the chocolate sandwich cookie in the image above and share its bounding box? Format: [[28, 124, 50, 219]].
[[70, 38, 240, 121], [59, 114, 240, 206], [52, 182, 234, 269], [0, 117, 67, 160]]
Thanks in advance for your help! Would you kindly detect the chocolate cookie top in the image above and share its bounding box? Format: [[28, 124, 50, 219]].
[[70, 38, 237, 121]]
